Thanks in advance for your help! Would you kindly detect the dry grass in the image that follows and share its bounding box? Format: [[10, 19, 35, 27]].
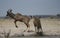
[[0, 18, 60, 37]]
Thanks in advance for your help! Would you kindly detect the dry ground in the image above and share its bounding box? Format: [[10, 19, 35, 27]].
[[0, 18, 60, 37]]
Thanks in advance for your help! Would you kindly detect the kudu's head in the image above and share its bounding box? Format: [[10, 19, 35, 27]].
[[6, 9, 15, 19], [6, 9, 12, 16]]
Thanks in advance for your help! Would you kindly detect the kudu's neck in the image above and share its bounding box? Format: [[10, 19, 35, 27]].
[[8, 12, 15, 19]]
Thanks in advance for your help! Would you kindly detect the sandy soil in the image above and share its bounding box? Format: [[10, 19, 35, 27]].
[[0, 18, 60, 37]]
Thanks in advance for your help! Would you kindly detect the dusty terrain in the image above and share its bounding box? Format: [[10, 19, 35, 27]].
[[0, 18, 60, 37]]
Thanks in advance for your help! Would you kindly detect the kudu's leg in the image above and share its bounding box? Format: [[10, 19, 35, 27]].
[[37, 26, 43, 36], [35, 26, 38, 32], [39, 26, 43, 32], [34, 22, 38, 32], [14, 20, 18, 28], [36, 24, 43, 32], [37, 27, 40, 32], [24, 22, 30, 32], [39, 28, 43, 33]]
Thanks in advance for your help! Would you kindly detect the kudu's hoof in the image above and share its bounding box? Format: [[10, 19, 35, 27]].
[[36, 32, 43, 36], [16, 26, 18, 28]]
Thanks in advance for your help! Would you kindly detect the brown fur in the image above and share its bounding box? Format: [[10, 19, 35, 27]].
[[6, 9, 31, 32], [6, 9, 43, 33], [33, 17, 43, 33]]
